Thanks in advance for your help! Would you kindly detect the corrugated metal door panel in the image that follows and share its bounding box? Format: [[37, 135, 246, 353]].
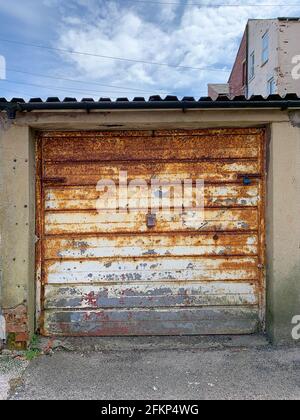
[[44, 257, 259, 283], [44, 162, 260, 185], [44, 283, 258, 309], [42, 132, 260, 161], [43, 233, 259, 258], [37, 128, 266, 336], [43, 307, 259, 336], [45, 185, 259, 209], [44, 209, 258, 235]]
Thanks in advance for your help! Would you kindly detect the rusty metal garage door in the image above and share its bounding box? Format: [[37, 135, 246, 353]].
[[36, 128, 266, 336]]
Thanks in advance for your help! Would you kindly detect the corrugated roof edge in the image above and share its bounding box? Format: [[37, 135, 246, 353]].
[[1, 94, 300, 119]]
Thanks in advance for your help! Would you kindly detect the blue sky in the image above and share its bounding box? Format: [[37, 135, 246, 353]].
[[0, 0, 300, 100]]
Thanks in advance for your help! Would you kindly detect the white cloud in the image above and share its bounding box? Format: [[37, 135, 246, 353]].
[[158, 2, 180, 23], [53, 0, 300, 97]]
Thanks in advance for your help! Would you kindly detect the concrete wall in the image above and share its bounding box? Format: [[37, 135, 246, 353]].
[[267, 121, 300, 345], [277, 20, 300, 96], [0, 108, 299, 346], [0, 120, 35, 348]]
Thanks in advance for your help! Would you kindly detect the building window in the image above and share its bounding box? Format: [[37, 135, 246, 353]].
[[267, 77, 276, 95], [242, 60, 247, 86], [249, 52, 255, 80], [262, 32, 269, 65]]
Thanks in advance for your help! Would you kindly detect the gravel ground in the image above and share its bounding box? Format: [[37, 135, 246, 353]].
[[0, 355, 28, 400]]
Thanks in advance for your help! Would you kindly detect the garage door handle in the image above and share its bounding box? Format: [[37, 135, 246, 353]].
[[237, 174, 261, 180], [42, 177, 66, 184], [237, 174, 261, 185]]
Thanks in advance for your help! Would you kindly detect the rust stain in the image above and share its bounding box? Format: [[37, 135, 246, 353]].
[[37, 128, 266, 337], [44, 161, 260, 186], [83, 291, 98, 307]]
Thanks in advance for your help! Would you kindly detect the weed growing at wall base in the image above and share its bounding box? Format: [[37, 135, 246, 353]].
[[25, 334, 41, 360]]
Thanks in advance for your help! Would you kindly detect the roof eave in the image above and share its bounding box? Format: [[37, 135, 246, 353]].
[[1, 95, 300, 120]]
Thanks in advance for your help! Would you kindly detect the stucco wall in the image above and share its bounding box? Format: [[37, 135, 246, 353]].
[[277, 20, 300, 96], [247, 19, 300, 97], [0, 108, 299, 346], [247, 19, 279, 98], [267, 121, 300, 345]]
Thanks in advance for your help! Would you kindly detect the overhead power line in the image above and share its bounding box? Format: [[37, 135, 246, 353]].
[[0, 38, 230, 72], [6, 68, 172, 95], [0, 84, 155, 100], [108, 0, 300, 6], [0, 79, 168, 96], [0, 79, 207, 96]]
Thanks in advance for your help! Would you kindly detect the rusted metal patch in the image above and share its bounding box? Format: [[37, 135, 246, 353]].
[[43, 307, 260, 336], [42, 133, 260, 162], [44, 208, 258, 235], [44, 161, 260, 186], [44, 282, 258, 309], [44, 256, 259, 283], [45, 184, 259, 210], [44, 233, 259, 259], [36, 128, 266, 337], [41, 128, 263, 138]]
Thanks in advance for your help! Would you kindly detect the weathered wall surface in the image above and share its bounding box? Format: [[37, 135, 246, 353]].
[[278, 20, 300, 96], [207, 84, 230, 100], [10, 108, 290, 130], [267, 121, 300, 345], [247, 19, 279, 98], [0, 108, 299, 346], [247, 19, 300, 97], [0, 120, 35, 348]]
